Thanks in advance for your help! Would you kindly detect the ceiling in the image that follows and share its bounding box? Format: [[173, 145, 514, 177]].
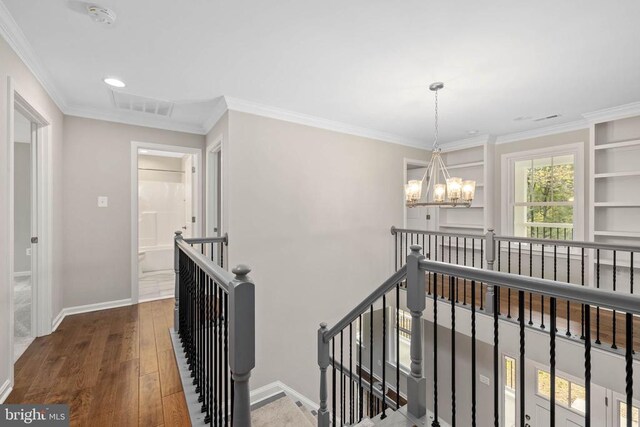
[[2, 0, 640, 147]]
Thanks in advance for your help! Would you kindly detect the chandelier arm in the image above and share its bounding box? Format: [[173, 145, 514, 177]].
[[437, 153, 450, 181]]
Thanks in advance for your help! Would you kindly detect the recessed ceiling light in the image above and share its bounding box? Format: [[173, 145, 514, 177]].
[[104, 77, 126, 88], [467, 129, 479, 135]]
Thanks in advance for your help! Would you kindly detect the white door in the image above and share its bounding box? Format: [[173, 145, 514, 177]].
[[524, 360, 608, 427]]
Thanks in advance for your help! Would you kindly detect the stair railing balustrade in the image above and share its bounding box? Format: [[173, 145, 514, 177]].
[[174, 231, 255, 427]]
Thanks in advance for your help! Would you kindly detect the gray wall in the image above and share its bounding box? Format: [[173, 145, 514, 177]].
[[222, 110, 429, 400], [13, 142, 31, 273], [61, 116, 205, 308]]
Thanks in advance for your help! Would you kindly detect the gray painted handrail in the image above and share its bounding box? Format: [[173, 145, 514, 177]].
[[391, 225, 484, 240], [419, 259, 640, 315], [183, 233, 228, 245], [493, 234, 640, 253], [323, 266, 407, 341], [176, 239, 234, 291]]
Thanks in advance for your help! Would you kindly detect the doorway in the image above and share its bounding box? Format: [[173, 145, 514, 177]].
[[131, 142, 201, 303], [404, 158, 433, 230]]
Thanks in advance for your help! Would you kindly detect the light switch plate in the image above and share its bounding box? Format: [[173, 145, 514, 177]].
[[98, 196, 108, 207]]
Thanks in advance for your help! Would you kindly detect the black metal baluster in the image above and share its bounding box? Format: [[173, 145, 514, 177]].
[[433, 272, 440, 427], [340, 330, 344, 425], [332, 338, 336, 426], [596, 249, 601, 345], [519, 289, 525, 427], [613, 250, 618, 349], [455, 237, 460, 304], [507, 241, 512, 318], [581, 248, 585, 340], [550, 297, 557, 427], [585, 304, 591, 427], [554, 245, 557, 334], [471, 280, 477, 427], [213, 282, 218, 425], [463, 238, 467, 305], [224, 292, 229, 427], [350, 323, 353, 424], [541, 244, 546, 329], [359, 314, 363, 422], [480, 240, 484, 310], [218, 290, 223, 426], [529, 243, 533, 326], [206, 278, 213, 425], [567, 245, 571, 337], [382, 293, 387, 419], [450, 276, 456, 427], [625, 311, 633, 427], [369, 305, 374, 417], [493, 285, 499, 427], [396, 283, 400, 411]]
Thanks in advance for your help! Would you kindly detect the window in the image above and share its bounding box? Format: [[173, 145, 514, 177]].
[[620, 402, 639, 427], [389, 309, 411, 370], [504, 144, 583, 241], [536, 369, 586, 414], [504, 356, 517, 427]]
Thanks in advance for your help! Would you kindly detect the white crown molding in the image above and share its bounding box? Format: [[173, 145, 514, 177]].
[[65, 104, 207, 135], [495, 119, 589, 145], [202, 97, 229, 135], [582, 101, 640, 124], [224, 96, 427, 149], [0, 1, 67, 110]]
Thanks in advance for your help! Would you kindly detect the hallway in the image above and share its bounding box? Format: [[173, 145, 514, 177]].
[[5, 299, 190, 426]]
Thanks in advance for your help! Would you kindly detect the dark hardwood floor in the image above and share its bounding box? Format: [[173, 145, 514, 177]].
[[6, 299, 190, 427]]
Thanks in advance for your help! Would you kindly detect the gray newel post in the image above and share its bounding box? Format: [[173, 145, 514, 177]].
[[317, 323, 330, 427], [174, 230, 183, 331], [406, 245, 427, 419], [229, 264, 255, 427], [484, 229, 496, 313]]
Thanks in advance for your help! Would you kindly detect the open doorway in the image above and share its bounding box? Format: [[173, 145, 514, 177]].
[[131, 142, 201, 303], [404, 158, 433, 230], [206, 138, 222, 262]]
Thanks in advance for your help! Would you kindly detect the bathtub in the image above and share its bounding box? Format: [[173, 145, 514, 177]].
[[139, 245, 174, 274]]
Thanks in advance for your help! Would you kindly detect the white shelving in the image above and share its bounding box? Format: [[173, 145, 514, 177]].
[[594, 202, 640, 207], [594, 171, 640, 179], [593, 138, 640, 150], [435, 142, 493, 233], [593, 230, 640, 238]]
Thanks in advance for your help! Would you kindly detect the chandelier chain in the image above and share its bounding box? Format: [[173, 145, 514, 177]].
[[433, 89, 439, 151]]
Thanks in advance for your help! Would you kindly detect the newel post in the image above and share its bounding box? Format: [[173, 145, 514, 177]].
[[174, 230, 183, 331], [229, 265, 255, 427], [406, 244, 427, 419], [484, 228, 496, 313], [317, 323, 330, 427]]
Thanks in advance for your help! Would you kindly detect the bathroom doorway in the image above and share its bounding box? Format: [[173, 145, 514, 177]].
[[131, 142, 201, 303]]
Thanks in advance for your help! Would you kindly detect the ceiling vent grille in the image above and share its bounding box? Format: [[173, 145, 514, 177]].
[[532, 114, 561, 122], [110, 90, 174, 117]]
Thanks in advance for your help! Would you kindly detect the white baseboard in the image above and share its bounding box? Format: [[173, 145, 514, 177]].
[[0, 379, 12, 403], [250, 381, 319, 412], [51, 298, 133, 332]]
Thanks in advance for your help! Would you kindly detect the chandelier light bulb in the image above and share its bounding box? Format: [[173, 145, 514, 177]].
[[405, 180, 422, 203], [446, 177, 462, 201], [433, 184, 446, 203], [462, 180, 476, 202]]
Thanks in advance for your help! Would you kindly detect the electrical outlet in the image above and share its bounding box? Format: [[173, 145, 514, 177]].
[[98, 196, 108, 207], [26, 248, 31, 256], [480, 375, 490, 386]]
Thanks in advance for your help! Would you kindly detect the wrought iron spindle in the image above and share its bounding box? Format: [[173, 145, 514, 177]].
[[596, 249, 601, 345], [550, 297, 557, 426], [519, 290, 525, 427], [382, 294, 387, 419], [566, 245, 571, 336], [584, 304, 591, 427], [433, 270, 440, 427], [471, 280, 477, 427], [625, 311, 633, 427], [541, 244, 546, 329], [493, 285, 499, 427], [612, 250, 618, 349], [450, 276, 456, 427]]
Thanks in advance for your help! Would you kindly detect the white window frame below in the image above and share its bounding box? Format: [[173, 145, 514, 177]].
[[501, 142, 584, 241]]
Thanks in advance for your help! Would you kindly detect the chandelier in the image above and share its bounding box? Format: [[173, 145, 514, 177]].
[[405, 82, 476, 208]]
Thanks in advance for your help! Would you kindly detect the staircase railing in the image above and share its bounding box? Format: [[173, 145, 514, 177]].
[[174, 231, 255, 427], [392, 226, 640, 351], [318, 244, 639, 426]]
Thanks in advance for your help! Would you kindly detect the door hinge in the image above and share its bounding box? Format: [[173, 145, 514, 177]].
[[192, 166, 196, 173], [31, 237, 38, 244], [192, 216, 196, 223]]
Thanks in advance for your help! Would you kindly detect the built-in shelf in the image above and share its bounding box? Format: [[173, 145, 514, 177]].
[[444, 161, 484, 170], [594, 138, 640, 151], [594, 171, 640, 179], [593, 230, 640, 238], [440, 223, 485, 230], [594, 202, 640, 207]]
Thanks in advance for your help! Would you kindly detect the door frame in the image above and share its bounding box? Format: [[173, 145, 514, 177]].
[[130, 141, 202, 304], [205, 134, 223, 237], [6, 76, 54, 375]]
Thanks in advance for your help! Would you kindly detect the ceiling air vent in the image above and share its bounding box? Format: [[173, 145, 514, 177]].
[[532, 114, 561, 122], [110, 90, 175, 117]]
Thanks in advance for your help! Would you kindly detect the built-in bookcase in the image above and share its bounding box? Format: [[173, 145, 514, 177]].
[[589, 114, 640, 270], [436, 142, 494, 233]]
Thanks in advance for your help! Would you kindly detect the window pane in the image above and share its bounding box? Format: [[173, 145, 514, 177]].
[[537, 370, 551, 398], [531, 157, 554, 203], [551, 155, 575, 202], [570, 383, 586, 413], [504, 356, 517, 427], [555, 377, 570, 407], [620, 402, 639, 427], [514, 206, 574, 240]]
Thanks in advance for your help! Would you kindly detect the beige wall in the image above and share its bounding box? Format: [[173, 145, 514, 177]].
[[0, 35, 65, 394], [62, 116, 205, 308], [205, 111, 229, 235], [493, 129, 590, 237], [223, 110, 429, 399]]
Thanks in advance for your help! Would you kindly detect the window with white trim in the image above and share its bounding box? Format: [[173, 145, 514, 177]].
[[619, 401, 639, 427], [536, 369, 586, 414], [504, 144, 583, 241]]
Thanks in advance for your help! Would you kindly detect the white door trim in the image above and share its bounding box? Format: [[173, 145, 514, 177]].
[[205, 134, 223, 237], [130, 141, 203, 304], [6, 76, 54, 386]]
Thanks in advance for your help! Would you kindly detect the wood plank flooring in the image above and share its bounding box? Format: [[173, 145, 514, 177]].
[[5, 298, 190, 427]]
